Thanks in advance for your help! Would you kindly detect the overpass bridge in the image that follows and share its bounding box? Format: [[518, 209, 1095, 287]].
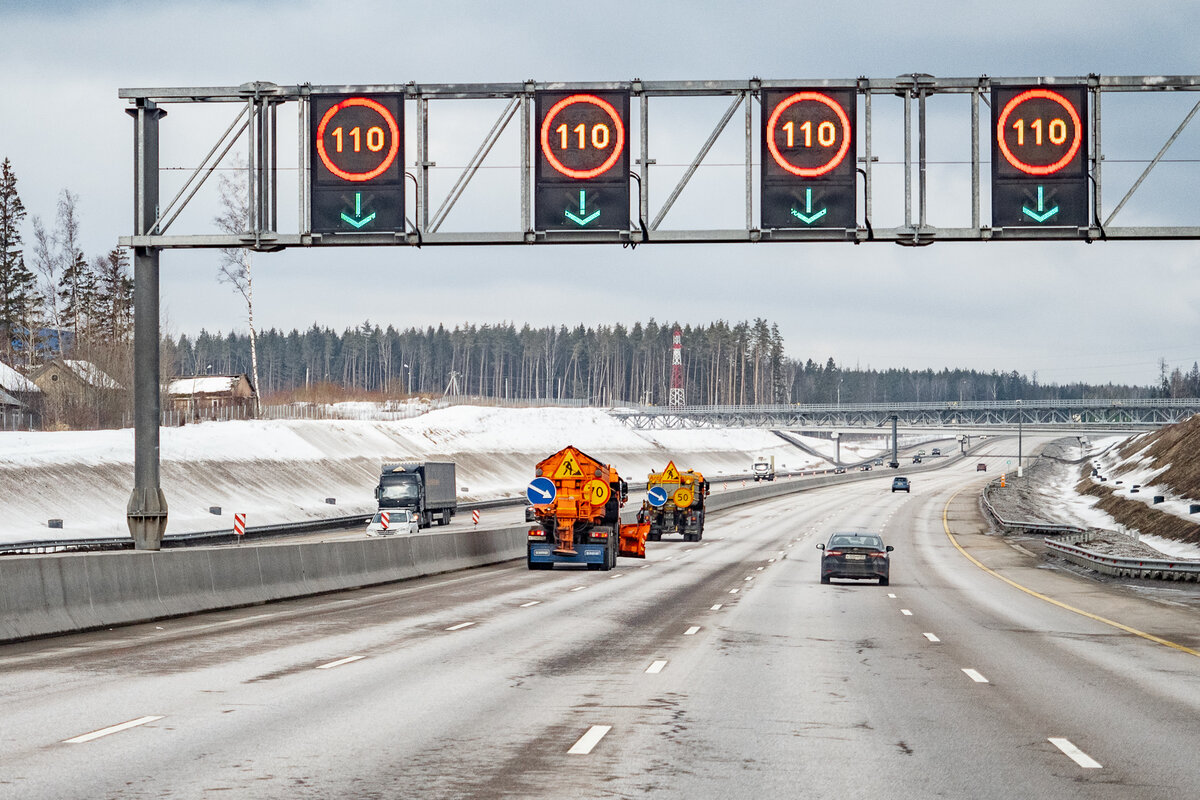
[[610, 398, 1200, 430]]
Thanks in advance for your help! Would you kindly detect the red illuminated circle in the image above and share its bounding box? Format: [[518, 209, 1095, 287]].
[[766, 92, 853, 177], [315, 97, 400, 182], [539, 94, 626, 180], [996, 89, 1083, 176]]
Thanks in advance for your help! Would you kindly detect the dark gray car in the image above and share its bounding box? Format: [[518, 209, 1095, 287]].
[[817, 532, 893, 585]]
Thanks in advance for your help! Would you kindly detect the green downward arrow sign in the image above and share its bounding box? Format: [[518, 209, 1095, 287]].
[[790, 187, 828, 225], [341, 193, 377, 229], [565, 190, 601, 226], [1021, 186, 1059, 223]]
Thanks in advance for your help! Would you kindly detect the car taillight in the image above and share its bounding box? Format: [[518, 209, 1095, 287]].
[[528, 531, 547, 541], [825, 550, 843, 557], [870, 552, 888, 558], [590, 531, 609, 541]]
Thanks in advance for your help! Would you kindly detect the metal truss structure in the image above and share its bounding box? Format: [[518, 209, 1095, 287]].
[[610, 398, 1200, 430], [120, 74, 1200, 250]]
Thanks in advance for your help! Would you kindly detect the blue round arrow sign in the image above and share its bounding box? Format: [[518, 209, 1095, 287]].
[[527, 477, 557, 506], [647, 486, 668, 507]]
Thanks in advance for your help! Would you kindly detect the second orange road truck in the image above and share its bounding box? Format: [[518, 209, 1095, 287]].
[[640, 461, 710, 542]]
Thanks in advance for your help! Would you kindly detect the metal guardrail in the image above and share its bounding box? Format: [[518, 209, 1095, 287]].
[[980, 483, 1200, 581]]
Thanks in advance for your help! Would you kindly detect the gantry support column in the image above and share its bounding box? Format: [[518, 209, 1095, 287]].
[[126, 99, 169, 550]]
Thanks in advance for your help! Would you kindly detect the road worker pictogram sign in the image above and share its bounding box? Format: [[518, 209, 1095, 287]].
[[661, 461, 681, 482], [673, 487, 694, 507], [583, 479, 611, 506], [554, 452, 586, 479]]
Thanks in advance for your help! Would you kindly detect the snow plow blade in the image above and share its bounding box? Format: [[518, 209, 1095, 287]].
[[618, 522, 649, 558]]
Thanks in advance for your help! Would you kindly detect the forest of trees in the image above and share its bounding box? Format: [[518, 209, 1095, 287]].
[[172, 320, 1163, 407]]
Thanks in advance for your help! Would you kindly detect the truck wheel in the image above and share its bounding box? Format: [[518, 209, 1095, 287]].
[[587, 563, 602, 571], [437, 515, 449, 526]]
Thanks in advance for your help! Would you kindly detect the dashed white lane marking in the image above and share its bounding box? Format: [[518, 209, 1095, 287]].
[[570, 586, 586, 592], [645, 660, 667, 674], [316, 655, 366, 669], [729, 588, 740, 594], [664, 557, 674, 561], [768, 558, 776, 563], [710, 604, 723, 611], [519, 601, 541, 608], [63, 716, 164, 744], [609, 574, 624, 579], [1011, 543, 1037, 558], [923, 633, 941, 642], [901, 609, 913, 616], [887, 593, 897, 599], [744, 576, 754, 582], [641, 564, 651, 569], [962, 668, 989, 683], [445, 622, 476, 631], [568, 725, 612, 755], [684, 626, 701, 636], [756, 567, 764, 571], [1048, 737, 1102, 768]]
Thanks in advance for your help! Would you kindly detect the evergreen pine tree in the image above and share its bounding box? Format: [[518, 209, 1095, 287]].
[[0, 158, 40, 360]]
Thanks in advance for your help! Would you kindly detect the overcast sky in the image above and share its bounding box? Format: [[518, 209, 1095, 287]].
[[3, 0, 1200, 386]]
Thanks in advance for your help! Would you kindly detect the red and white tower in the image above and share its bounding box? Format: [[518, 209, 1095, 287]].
[[669, 328, 685, 407]]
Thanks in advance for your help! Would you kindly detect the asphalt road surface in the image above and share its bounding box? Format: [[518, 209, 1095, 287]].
[[2, 437, 1198, 798]]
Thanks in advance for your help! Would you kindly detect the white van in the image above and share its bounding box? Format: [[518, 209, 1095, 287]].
[[366, 508, 419, 536]]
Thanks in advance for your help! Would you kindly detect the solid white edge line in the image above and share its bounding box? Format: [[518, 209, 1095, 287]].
[[1048, 737, 1102, 768], [961, 668, 989, 683], [923, 632, 941, 642], [63, 715, 165, 743], [568, 725, 612, 755], [316, 655, 366, 669], [901, 609, 913, 616], [445, 622, 475, 631], [710, 604, 723, 610], [645, 660, 667, 674], [684, 626, 700, 635]]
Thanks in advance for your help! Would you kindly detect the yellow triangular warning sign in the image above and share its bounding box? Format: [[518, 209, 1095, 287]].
[[554, 452, 586, 479], [661, 461, 680, 482]]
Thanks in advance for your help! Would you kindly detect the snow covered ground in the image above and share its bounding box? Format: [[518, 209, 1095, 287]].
[[0, 406, 900, 545], [1030, 437, 1200, 560]]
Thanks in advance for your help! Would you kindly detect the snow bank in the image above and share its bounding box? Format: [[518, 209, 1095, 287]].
[[0, 406, 874, 544]]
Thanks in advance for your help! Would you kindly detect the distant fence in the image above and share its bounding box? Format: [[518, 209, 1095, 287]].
[[0, 409, 37, 431], [150, 395, 594, 426]]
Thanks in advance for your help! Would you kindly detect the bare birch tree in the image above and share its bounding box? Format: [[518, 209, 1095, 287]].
[[214, 157, 261, 414]]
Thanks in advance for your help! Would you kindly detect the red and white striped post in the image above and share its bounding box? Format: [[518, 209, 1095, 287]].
[[472, 509, 480, 527], [234, 512, 246, 544], [380, 510, 390, 531]]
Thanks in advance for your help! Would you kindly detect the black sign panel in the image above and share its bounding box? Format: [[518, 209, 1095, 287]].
[[991, 86, 1088, 228], [761, 88, 857, 230], [535, 91, 630, 231], [310, 94, 404, 234]]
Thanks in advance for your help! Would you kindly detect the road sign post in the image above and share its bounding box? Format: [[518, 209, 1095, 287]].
[[310, 94, 405, 235], [535, 91, 630, 231], [991, 86, 1088, 229], [761, 89, 857, 230]]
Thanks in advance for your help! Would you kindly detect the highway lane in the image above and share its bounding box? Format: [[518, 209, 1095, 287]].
[[2, 436, 1198, 798]]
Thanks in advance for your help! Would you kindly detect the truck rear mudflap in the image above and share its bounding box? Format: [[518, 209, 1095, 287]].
[[619, 522, 649, 558]]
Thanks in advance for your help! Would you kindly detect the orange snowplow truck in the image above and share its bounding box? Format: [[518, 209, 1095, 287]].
[[527, 446, 648, 570]]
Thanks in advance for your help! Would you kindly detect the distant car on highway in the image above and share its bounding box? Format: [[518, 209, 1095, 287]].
[[912, 455, 922, 464], [873, 458, 884, 466], [817, 532, 893, 585], [976, 463, 987, 471], [834, 466, 847, 474], [888, 460, 900, 468], [931, 447, 941, 456], [859, 464, 871, 471], [366, 509, 419, 536], [892, 477, 910, 493]]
